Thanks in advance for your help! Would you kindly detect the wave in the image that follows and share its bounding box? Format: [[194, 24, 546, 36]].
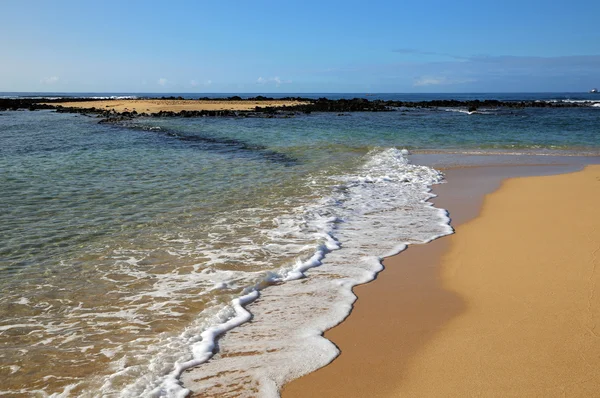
[[542, 99, 600, 106], [443, 108, 496, 115], [86, 96, 139, 100], [3, 147, 451, 397], [172, 148, 453, 397]]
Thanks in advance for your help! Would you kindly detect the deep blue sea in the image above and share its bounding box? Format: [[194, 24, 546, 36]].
[[1, 93, 599, 397]]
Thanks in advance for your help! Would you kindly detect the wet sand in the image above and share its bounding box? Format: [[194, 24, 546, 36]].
[[282, 164, 600, 397], [39, 99, 309, 113]]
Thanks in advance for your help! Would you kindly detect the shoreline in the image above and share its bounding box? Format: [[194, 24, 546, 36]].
[[282, 163, 600, 397], [1, 96, 597, 119], [2, 101, 596, 394]]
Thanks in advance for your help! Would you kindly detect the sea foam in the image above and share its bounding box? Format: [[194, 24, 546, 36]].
[[175, 148, 453, 397], [1, 146, 450, 397]]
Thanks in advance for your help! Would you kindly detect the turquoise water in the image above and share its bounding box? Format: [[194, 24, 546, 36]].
[[1, 104, 599, 396], [128, 106, 600, 153]]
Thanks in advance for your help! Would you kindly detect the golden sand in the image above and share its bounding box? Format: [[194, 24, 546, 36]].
[[283, 165, 600, 397], [40, 99, 309, 113]]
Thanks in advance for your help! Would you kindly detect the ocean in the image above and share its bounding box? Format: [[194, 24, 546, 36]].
[[1, 93, 599, 397]]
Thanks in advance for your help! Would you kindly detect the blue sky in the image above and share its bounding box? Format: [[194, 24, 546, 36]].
[[1, 0, 599, 93]]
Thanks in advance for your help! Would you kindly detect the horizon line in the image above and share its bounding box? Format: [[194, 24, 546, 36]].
[[0, 91, 594, 95]]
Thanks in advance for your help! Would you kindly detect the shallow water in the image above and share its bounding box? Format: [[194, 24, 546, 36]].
[[1, 105, 599, 396]]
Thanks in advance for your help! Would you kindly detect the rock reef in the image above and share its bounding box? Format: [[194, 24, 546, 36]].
[[0, 96, 592, 122]]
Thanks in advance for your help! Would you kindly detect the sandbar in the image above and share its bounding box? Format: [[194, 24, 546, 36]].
[[39, 99, 309, 114], [283, 164, 600, 397]]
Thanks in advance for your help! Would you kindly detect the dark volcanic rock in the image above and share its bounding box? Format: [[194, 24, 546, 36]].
[[0, 96, 591, 123], [98, 115, 133, 124]]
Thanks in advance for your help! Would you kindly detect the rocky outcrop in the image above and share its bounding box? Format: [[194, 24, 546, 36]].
[[0, 97, 592, 123], [0, 97, 104, 111]]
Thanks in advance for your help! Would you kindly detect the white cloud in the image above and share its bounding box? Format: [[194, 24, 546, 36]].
[[393, 48, 466, 60], [413, 76, 476, 86], [191, 79, 212, 87], [41, 76, 59, 84], [256, 76, 291, 87], [413, 77, 444, 86], [158, 78, 168, 86]]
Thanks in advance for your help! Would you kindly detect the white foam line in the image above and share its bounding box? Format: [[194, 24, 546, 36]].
[[0, 323, 40, 332], [10, 147, 454, 397], [284, 230, 340, 281], [171, 148, 456, 397], [379, 213, 452, 260], [140, 223, 341, 396], [154, 290, 260, 397], [444, 108, 478, 115]]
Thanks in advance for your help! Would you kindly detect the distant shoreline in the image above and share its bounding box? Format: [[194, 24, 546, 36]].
[[0, 96, 597, 121]]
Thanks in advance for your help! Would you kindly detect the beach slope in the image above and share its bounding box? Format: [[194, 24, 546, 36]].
[[284, 165, 600, 397]]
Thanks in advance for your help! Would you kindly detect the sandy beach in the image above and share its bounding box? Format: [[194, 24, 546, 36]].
[[39, 99, 309, 113], [283, 164, 600, 397]]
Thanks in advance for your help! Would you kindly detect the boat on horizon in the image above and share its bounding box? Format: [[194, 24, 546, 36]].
[[590, 88, 598, 93]]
